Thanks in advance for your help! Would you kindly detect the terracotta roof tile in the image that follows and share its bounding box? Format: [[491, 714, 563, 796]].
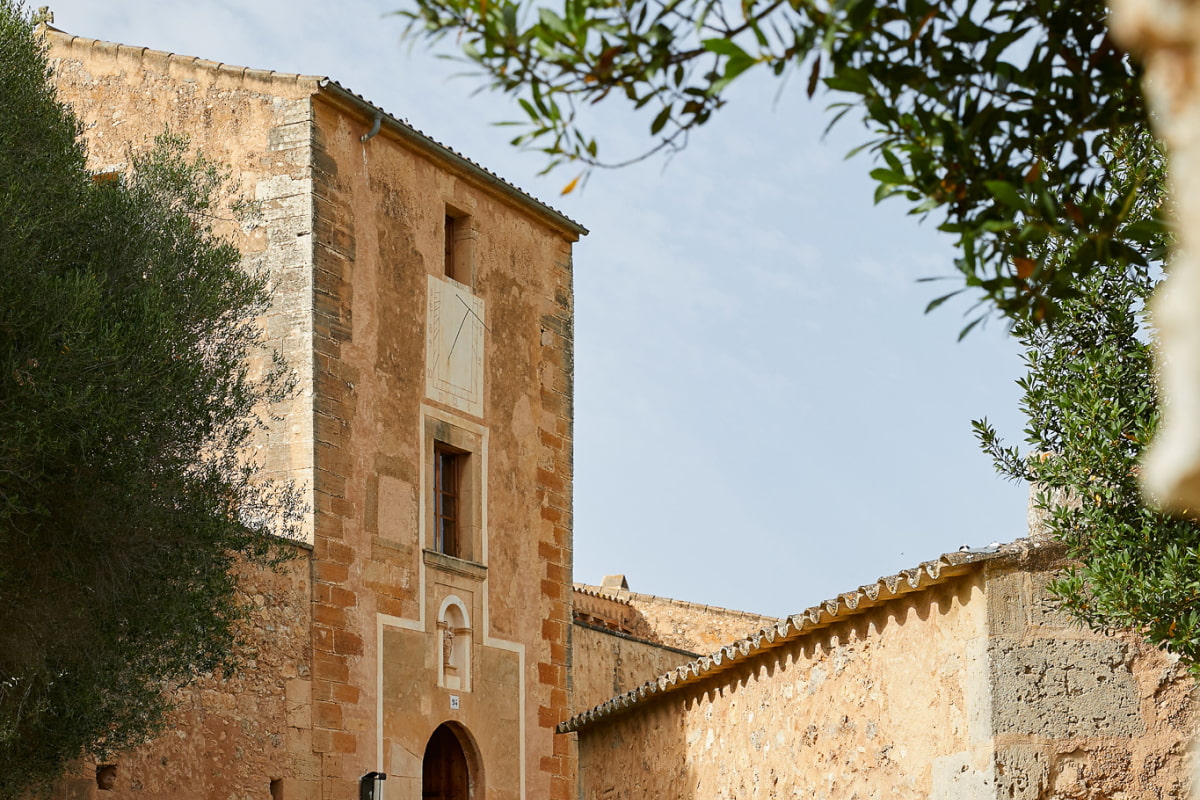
[[558, 542, 1023, 734], [46, 27, 586, 237]]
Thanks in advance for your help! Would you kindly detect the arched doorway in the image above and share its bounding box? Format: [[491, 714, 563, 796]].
[[422, 723, 471, 800]]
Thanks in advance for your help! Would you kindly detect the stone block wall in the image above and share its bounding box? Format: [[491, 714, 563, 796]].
[[48, 32, 320, 541], [576, 575, 985, 799], [300, 91, 579, 799], [981, 550, 1195, 799]]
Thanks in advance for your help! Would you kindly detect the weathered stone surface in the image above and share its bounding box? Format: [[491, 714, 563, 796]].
[[572, 546, 1196, 800], [993, 744, 1049, 800], [577, 577, 984, 799], [49, 25, 583, 800], [989, 637, 1141, 738], [576, 584, 781, 655], [571, 624, 698, 713], [46, 556, 314, 800]]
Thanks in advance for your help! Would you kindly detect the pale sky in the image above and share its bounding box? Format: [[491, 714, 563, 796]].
[[47, 0, 1029, 618]]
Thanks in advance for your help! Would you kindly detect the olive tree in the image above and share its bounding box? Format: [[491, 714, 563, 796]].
[[400, 0, 1153, 329], [0, 4, 301, 794]]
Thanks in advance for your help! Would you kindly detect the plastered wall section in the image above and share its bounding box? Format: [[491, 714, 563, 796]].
[[571, 624, 699, 713], [577, 575, 987, 800], [304, 94, 577, 800], [47, 34, 320, 800], [580, 586, 781, 655]]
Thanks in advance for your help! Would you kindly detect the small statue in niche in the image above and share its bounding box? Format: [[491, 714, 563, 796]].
[[442, 626, 456, 671]]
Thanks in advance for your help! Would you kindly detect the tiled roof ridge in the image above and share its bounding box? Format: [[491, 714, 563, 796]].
[[558, 542, 1031, 734], [45, 27, 320, 88], [45, 27, 587, 237], [575, 584, 781, 623], [316, 80, 586, 235], [573, 584, 635, 607]]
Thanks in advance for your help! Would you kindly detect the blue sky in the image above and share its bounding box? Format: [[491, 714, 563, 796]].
[[49, 0, 1029, 618]]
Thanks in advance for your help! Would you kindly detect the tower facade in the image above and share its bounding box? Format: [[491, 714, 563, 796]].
[[51, 28, 583, 800]]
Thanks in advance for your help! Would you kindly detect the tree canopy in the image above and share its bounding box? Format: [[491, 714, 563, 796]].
[[0, 4, 301, 794], [400, 0, 1158, 329], [398, 0, 1200, 662], [972, 129, 1200, 666]]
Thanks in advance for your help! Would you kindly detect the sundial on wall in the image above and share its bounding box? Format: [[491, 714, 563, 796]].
[[425, 275, 485, 417]]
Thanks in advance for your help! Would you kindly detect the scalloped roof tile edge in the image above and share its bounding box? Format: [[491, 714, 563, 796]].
[[556, 541, 1026, 734]]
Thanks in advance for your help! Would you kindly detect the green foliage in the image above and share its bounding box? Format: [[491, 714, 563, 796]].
[[399, 0, 1152, 326], [0, 4, 301, 795], [974, 129, 1200, 665]]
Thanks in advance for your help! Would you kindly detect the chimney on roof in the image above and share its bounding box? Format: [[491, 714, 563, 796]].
[[601, 574, 629, 591]]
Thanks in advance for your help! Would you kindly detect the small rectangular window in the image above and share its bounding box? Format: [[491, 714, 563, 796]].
[[443, 209, 475, 287], [434, 445, 462, 557], [424, 416, 483, 566], [444, 214, 458, 281]]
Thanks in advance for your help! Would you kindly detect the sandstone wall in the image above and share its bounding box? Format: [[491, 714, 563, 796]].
[[577, 585, 779, 655], [305, 91, 578, 800], [577, 574, 986, 799], [571, 623, 698, 713], [574, 548, 1197, 800], [48, 31, 321, 800], [48, 30, 320, 543], [980, 552, 1195, 799], [51, 552, 313, 800], [50, 27, 581, 800]]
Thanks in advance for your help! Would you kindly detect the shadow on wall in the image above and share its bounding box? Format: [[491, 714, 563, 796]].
[[576, 693, 698, 800], [572, 575, 983, 799]]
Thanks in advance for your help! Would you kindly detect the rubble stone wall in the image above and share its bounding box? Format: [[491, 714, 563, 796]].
[[50, 553, 314, 800], [577, 575, 986, 799], [575, 550, 1197, 800]]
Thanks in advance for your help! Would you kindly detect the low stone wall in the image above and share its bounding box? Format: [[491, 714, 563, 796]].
[[573, 546, 1197, 800], [577, 575, 984, 799], [571, 623, 698, 713]]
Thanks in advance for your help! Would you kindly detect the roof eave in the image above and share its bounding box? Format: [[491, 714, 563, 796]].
[[557, 548, 1008, 735], [316, 79, 588, 240]]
